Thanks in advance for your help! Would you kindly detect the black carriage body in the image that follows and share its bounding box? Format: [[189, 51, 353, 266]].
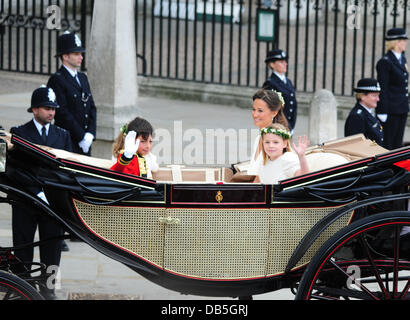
[[1, 133, 410, 298]]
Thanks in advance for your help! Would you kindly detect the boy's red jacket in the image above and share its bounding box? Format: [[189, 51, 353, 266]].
[[110, 152, 147, 177]]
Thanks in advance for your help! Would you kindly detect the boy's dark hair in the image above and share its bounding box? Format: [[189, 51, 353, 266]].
[[112, 117, 154, 158], [127, 117, 154, 140]]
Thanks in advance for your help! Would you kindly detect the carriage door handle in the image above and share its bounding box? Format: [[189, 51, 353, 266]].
[[158, 216, 181, 225]]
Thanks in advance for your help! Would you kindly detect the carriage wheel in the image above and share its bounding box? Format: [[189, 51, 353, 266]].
[[295, 211, 410, 300], [0, 270, 44, 300]]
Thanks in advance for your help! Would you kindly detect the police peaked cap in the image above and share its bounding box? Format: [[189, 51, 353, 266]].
[[27, 86, 59, 113], [265, 49, 288, 63], [55, 31, 85, 57], [385, 28, 409, 41], [353, 78, 381, 93]]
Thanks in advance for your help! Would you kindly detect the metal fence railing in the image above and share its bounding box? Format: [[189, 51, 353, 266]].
[[2, 0, 410, 98], [0, 0, 93, 75], [135, 0, 410, 96]]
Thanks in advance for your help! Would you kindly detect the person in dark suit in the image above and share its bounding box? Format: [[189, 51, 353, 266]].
[[10, 86, 73, 299], [262, 49, 298, 132], [47, 32, 97, 156], [376, 27, 409, 150], [345, 78, 384, 146]]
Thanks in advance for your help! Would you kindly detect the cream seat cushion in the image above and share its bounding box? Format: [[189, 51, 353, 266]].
[[305, 152, 349, 172]]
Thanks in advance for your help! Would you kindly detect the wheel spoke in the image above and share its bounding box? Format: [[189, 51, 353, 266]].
[[359, 234, 391, 299], [310, 294, 339, 300], [328, 259, 380, 300], [312, 285, 371, 300], [3, 288, 12, 300], [399, 280, 410, 300], [393, 226, 400, 299]]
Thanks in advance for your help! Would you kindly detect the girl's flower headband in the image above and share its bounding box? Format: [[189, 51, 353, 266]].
[[260, 127, 291, 139]]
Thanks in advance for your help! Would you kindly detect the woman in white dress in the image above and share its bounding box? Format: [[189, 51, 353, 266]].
[[248, 89, 290, 175]]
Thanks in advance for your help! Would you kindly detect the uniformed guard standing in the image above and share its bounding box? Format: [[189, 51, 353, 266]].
[[47, 32, 97, 155], [262, 49, 298, 132], [345, 78, 384, 146], [10, 86, 73, 299], [376, 27, 409, 150]]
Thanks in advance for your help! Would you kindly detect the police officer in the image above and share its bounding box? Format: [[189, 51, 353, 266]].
[[345, 78, 384, 146], [10, 86, 73, 299], [47, 31, 97, 155], [262, 49, 298, 132], [376, 27, 409, 150]]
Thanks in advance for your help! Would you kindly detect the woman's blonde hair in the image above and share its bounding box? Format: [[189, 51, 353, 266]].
[[260, 123, 292, 165], [385, 39, 399, 52], [112, 117, 154, 158], [355, 92, 365, 102]]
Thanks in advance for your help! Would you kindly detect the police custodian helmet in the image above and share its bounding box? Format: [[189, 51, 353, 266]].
[[265, 49, 288, 63], [55, 31, 85, 57], [353, 78, 381, 93], [27, 86, 59, 113], [385, 28, 409, 41]]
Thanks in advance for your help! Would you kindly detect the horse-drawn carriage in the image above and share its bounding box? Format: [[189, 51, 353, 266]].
[[0, 129, 409, 300]]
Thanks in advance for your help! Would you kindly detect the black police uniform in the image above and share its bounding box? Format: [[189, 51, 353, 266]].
[[263, 73, 297, 131], [262, 50, 297, 131], [376, 28, 409, 150], [10, 87, 73, 299], [345, 78, 384, 146], [345, 103, 384, 146], [47, 67, 96, 155], [47, 32, 97, 155]]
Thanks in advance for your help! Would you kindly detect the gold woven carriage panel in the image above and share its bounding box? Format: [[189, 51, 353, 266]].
[[163, 208, 271, 280], [73, 199, 166, 268], [267, 205, 354, 275]]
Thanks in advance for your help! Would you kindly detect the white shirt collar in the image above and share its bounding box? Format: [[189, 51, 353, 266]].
[[359, 103, 375, 116], [33, 118, 50, 136], [274, 71, 286, 83], [392, 50, 402, 61], [62, 64, 78, 77]]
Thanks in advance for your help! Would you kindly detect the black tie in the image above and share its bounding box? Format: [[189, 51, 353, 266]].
[[41, 126, 47, 144], [74, 74, 81, 87]]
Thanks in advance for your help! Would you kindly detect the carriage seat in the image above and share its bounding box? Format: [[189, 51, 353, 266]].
[[305, 151, 349, 172]]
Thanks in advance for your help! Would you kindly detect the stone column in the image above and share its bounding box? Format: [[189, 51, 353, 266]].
[[308, 89, 338, 145], [87, 0, 139, 142]]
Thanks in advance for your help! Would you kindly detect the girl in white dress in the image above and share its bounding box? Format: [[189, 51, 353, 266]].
[[254, 123, 309, 184]]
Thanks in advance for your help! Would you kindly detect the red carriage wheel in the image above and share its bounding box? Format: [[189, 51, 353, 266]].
[[296, 211, 410, 300], [0, 270, 44, 300]]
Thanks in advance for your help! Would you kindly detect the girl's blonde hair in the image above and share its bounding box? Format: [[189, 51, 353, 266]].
[[260, 123, 292, 165], [112, 117, 154, 158]]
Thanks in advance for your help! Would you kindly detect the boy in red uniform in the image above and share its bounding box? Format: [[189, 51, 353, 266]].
[[110, 117, 158, 178]]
